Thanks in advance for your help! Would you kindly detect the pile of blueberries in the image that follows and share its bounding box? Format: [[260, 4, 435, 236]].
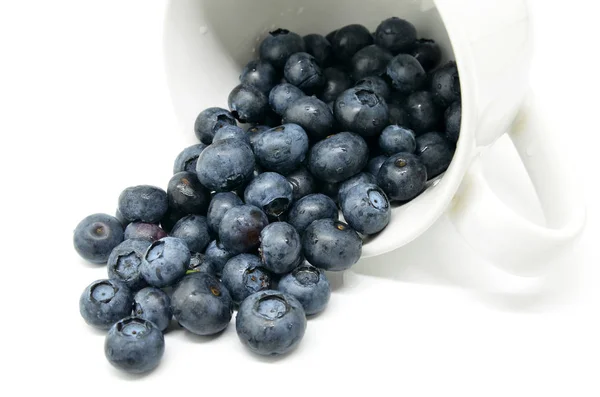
[[75, 17, 461, 374]]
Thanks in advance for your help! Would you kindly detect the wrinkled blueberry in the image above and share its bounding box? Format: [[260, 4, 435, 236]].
[[240, 59, 278, 94], [445, 101, 461, 143], [253, 124, 309, 175], [308, 131, 369, 183], [228, 84, 269, 123], [334, 88, 389, 137], [320, 67, 353, 103], [173, 143, 207, 174], [118, 185, 168, 224], [244, 172, 293, 217], [284, 52, 325, 95], [259, 28, 305, 69], [379, 125, 416, 155], [194, 107, 237, 145], [259, 222, 302, 274], [340, 183, 391, 235], [218, 205, 269, 254], [222, 254, 273, 304], [374, 17, 417, 54], [207, 192, 243, 236], [74, 213, 124, 264], [302, 219, 362, 271], [195, 138, 255, 192], [377, 152, 428, 202], [303, 34, 333, 67], [411, 39, 441, 71], [278, 263, 330, 315], [269, 83, 305, 116], [331, 24, 373, 63], [133, 287, 172, 332], [140, 237, 190, 288], [80, 279, 133, 329], [286, 166, 317, 201], [287, 193, 338, 235], [167, 172, 211, 216], [107, 239, 151, 291], [351, 45, 393, 80], [430, 61, 461, 107], [283, 96, 334, 141], [170, 215, 210, 253]]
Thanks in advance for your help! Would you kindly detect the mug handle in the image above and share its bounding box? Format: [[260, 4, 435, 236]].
[[447, 91, 586, 276]]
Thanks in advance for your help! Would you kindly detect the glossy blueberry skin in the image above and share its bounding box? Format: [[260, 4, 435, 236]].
[[416, 132, 455, 178], [188, 252, 219, 276], [378, 152, 427, 202], [171, 272, 233, 335], [140, 237, 190, 288], [355, 75, 391, 101], [259, 28, 305, 69], [105, 317, 164, 374], [240, 59, 278, 94], [204, 240, 234, 274], [124, 223, 167, 243], [207, 192, 243, 235], [385, 54, 426, 94], [287, 193, 338, 235], [308, 131, 369, 183], [374, 17, 417, 54], [269, 83, 305, 116], [331, 24, 373, 63], [74, 214, 124, 264], [350, 45, 393, 80], [80, 279, 134, 329], [283, 52, 325, 95], [170, 215, 210, 253], [303, 34, 333, 67], [196, 138, 256, 192], [107, 239, 151, 290], [118, 185, 168, 224], [222, 254, 273, 304], [167, 172, 211, 215], [173, 143, 207, 174], [388, 102, 410, 126], [283, 96, 334, 141], [338, 172, 377, 203], [228, 84, 269, 123], [411, 39, 442, 71], [219, 205, 269, 254], [430, 61, 461, 107], [445, 101, 461, 143], [340, 183, 391, 235], [379, 125, 416, 155], [259, 222, 302, 274], [303, 219, 362, 271], [133, 287, 172, 332], [236, 290, 306, 356], [278, 263, 330, 315], [367, 155, 388, 177], [334, 88, 389, 137], [244, 172, 294, 218], [286, 166, 317, 201], [253, 124, 309, 175], [213, 124, 250, 144], [405, 91, 441, 134], [194, 107, 237, 145], [320, 67, 353, 103]]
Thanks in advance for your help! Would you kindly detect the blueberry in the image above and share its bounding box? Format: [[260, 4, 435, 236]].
[[269, 83, 305, 116], [278, 263, 330, 316], [240, 59, 278, 94], [105, 317, 164, 374], [445, 101, 461, 143], [195, 138, 255, 192], [170, 215, 210, 253], [354, 75, 391, 101], [333, 88, 389, 137], [379, 125, 416, 155], [74, 214, 124, 264], [325, 29, 338, 44], [213, 124, 250, 144], [287, 193, 338, 234], [236, 290, 306, 356], [173, 143, 207, 174], [416, 132, 455, 179], [303, 34, 333, 67], [374, 17, 417, 54], [107, 239, 151, 290], [206, 192, 243, 236], [222, 254, 273, 304], [388, 102, 410, 126], [140, 237, 190, 288], [411, 39, 441, 71], [262, 109, 283, 128], [259, 28, 305, 69], [303, 219, 362, 271], [331, 24, 373, 63], [246, 125, 271, 148], [167, 172, 211, 216], [228, 84, 269, 123], [253, 124, 309, 175], [350, 45, 393, 80], [118, 185, 168, 224], [283, 96, 334, 141], [319, 181, 341, 203], [133, 287, 172, 332], [204, 240, 234, 274], [405, 91, 441, 134], [283, 52, 325, 95], [124, 223, 167, 243], [194, 107, 237, 145], [385, 54, 426, 94], [338, 172, 377, 203], [366, 155, 388, 176], [308, 131, 369, 183], [115, 208, 130, 228], [171, 272, 233, 335], [378, 153, 427, 202], [218, 205, 269, 254], [188, 252, 219, 276], [244, 172, 293, 217], [320, 67, 353, 103], [160, 208, 186, 234], [430, 61, 461, 107], [286, 166, 317, 201], [340, 183, 390, 235], [259, 222, 302, 274], [80, 279, 134, 329]]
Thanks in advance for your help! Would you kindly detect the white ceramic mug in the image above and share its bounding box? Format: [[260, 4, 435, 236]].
[[163, 0, 585, 276]]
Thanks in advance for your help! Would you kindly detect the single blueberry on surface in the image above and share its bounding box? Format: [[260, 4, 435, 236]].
[[320, 67, 353, 103], [333, 88, 389, 137], [133, 287, 172, 332], [218, 205, 269, 254], [167, 172, 211, 216], [286, 166, 317, 201], [259, 222, 302, 274], [80, 279, 134, 330], [379, 125, 416, 155], [240, 59, 278, 94], [338, 172, 377, 203], [340, 183, 391, 235], [283, 52, 325, 95], [195, 138, 255, 192], [222, 254, 273, 304], [374, 17, 417, 54], [378, 152, 427, 202], [207, 192, 243, 236], [269, 83, 305, 116], [430, 61, 461, 107], [416, 132, 455, 179], [170, 215, 211, 254], [244, 172, 293, 218], [213, 124, 250, 144], [194, 107, 237, 145], [385, 54, 426, 94], [355, 75, 391, 101], [107, 239, 152, 290], [118, 185, 168, 224], [350, 45, 393, 80], [253, 124, 309, 175], [411, 39, 442, 71], [204, 240, 234, 274], [259, 28, 305, 69], [74, 213, 124, 264], [140, 237, 190, 288], [287, 193, 338, 234], [367, 155, 388, 177], [405, 91, 441, 134], [308, 131, 369, 183], [173, 143, 207, 174], [283, 96, 334, 141], [187, 252, 219, 276], [228, 84, 269, 123], [278, 263, 330, 316], [303, 33, 333, 67], [331, 24, 373, 63], [302, 219, 362, 271], [124, 222, 167, 243], [445, 101, 461, 143], [236, 290, 306, 356]]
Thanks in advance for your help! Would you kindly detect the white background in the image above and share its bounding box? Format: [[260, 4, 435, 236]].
[[0, 1, 598, 396]]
